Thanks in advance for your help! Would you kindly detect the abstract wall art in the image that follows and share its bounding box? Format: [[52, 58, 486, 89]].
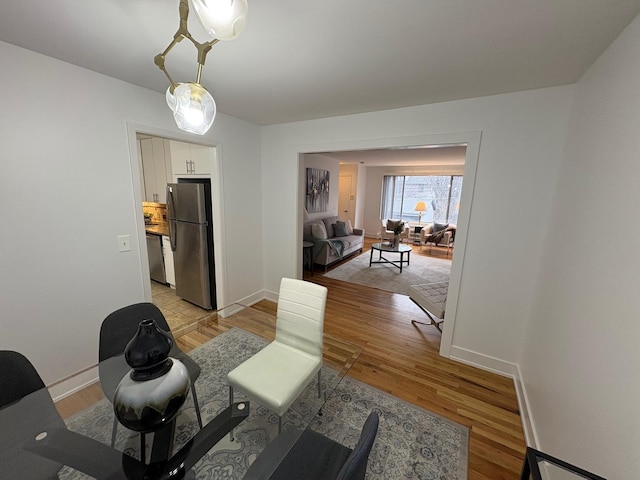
[[306, 168, 330, 213]]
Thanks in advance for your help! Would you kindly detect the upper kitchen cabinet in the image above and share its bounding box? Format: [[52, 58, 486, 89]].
[[139, 137, 172, 203], [169, 141, 213, 176]]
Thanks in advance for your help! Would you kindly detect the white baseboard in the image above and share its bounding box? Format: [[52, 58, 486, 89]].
[[262, 289, 278, 303], [513, 364, 539, 448], [448, 345, 537, 448], [49, 366, 99, 403]]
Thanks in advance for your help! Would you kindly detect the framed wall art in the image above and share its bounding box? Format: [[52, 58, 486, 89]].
[[306, 168, 330, 213]]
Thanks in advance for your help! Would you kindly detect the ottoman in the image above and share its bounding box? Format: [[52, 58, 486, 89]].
[[407, 282, 448, 332]]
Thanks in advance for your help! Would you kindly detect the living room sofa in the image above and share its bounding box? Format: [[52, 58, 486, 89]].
[[303, 215, 365, 271]]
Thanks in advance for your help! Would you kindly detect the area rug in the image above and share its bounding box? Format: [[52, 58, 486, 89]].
[[323, 249, 451, 296], [63, 328, 468, 479]]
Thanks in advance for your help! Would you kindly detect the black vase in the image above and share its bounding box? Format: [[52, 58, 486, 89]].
[[113, 319, 190, 433], [124, 319, 173, 380]]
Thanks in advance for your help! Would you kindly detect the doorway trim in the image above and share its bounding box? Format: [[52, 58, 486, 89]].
[[295, 130, 481, 358], [125, 122, 227, 309]]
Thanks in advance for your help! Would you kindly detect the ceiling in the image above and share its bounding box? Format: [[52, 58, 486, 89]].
[[2, 1, 640, 126], [313, 145, 468, 167]]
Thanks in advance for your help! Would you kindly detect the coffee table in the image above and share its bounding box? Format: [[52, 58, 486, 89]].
[[369, 242, 412, 272]]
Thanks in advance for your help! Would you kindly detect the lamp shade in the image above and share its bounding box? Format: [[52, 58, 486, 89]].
[[165, 84, 183, 112], [172, 83, 216, 135], [414, 201, 427, 212], [191, 0, 248, 41]]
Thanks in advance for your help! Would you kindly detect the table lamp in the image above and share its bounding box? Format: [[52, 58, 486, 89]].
[[414, 201, 427, 224]]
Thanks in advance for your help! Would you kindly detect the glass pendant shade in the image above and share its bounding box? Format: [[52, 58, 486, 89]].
[[191, 0, 248, 41], [166, 84, 181, 112], [173, 82, 216, 135]]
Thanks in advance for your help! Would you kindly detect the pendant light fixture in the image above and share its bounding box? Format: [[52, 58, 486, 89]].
[[155, 0, 248, 135]]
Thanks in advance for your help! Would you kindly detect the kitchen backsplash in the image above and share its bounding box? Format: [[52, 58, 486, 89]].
[[142, 202, 167, 223]]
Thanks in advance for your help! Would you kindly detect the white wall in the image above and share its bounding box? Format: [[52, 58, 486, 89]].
[[520, 13, 640, 478], [0, 41, 262, 388], [262, 86, 573, 368], [355, 164, 367, 228]]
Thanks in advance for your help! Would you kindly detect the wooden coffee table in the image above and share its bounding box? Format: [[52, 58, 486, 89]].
[[369, 242, 412, 272]]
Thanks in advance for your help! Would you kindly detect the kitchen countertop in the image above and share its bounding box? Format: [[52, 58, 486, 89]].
[[145, 221, 169, 236]]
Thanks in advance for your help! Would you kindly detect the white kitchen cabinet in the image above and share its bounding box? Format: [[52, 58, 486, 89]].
[[140, 137, 172, 203], [189, 144, 210, 174], [169, 140, 212, 175], [162, 235, 176, 288]]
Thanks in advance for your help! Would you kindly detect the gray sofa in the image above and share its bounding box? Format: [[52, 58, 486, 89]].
[[303, 215, 365, 271]]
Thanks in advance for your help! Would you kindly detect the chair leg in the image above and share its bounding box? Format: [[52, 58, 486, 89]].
[[278, 416, 282, 434], [411, 306, 443, 332], [191, 383, 203, 429], [111, 417, 118, 447], [229, 385, 235, 441], [318, 369, 325, 416], [140, 433, 146, 464]]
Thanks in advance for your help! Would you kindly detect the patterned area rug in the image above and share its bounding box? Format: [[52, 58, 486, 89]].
[[323, 249, 451, 296], [63, 328, 468, 479]]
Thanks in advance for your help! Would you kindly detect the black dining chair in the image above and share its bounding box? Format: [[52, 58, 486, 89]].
[[0, 350, 67, 479], [98, 302, 203, 462], [243, 411, 379, 480], [1, 350, 149, 478]]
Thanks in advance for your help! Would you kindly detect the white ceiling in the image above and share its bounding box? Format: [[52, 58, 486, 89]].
[[2, 1, 640, 126], [314, 145, 468, 167]]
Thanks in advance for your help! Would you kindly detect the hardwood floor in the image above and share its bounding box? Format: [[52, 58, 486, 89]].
[[55, 238, 526, 479]]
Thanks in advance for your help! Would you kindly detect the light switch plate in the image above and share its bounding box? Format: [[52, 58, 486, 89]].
[[118, 235, 131, 252]]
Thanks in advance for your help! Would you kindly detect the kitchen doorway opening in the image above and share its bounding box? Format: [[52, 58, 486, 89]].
[[126, 122, 227, 319]]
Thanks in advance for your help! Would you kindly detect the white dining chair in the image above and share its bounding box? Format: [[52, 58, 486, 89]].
[[227, 277, 328, 438]]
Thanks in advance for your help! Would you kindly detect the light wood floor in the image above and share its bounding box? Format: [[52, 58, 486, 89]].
[[55, 238, 526, 479]]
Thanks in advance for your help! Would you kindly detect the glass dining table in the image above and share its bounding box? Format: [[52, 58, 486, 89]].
[[0, 302, 361, 480]]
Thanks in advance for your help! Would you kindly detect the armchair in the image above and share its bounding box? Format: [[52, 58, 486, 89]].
[[420, 223, 456, 255], [379, 219, 409, 242]]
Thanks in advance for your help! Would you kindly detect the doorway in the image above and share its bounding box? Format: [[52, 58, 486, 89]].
[[126, 122, 228, 316], [296, 131, 481, 358], [338, 173, 355, 224]]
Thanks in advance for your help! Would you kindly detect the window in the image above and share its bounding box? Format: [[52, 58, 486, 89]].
[[381, 175, 462, 224]]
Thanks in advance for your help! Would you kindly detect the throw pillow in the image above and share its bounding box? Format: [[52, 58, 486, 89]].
[[386, 219, 400, 231], [311, 223, 328, 240], [433, 222, 449, 233], [332, 222, 349, 237], [322, 217, 337, 238], [345, 219, 354, 235]]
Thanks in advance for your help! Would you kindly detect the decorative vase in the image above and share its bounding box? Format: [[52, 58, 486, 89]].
[[393, 234, 400, 247], [113, 319, 190, 433]]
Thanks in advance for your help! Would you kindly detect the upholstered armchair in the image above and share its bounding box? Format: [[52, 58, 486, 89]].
[[420, 223, 456, 254], [379, 219, 409, 241]]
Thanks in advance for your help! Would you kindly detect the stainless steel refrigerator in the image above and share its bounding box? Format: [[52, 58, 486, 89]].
[[166, 181, 216, 310]]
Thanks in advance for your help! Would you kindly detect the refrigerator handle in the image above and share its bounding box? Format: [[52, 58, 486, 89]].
[[167, 185, 174, 219], [167, 185, 178, 251], [169, 220, 177, 251]]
